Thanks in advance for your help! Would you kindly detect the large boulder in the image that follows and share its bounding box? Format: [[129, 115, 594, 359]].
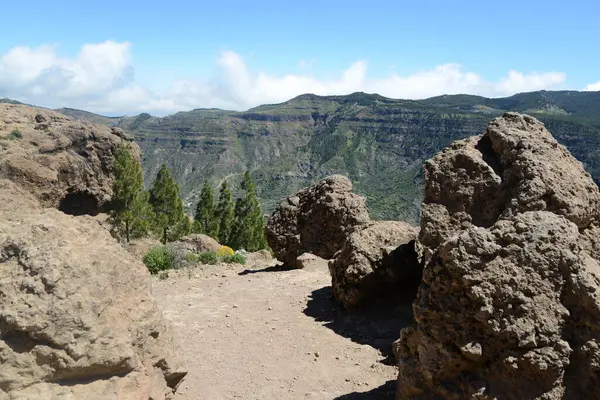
[[0, 103, 137, 215], [396, 113, 600, 399], [0, 180, 186, 399], [266, 175, 370, 267], [329, 221, 419, 308]]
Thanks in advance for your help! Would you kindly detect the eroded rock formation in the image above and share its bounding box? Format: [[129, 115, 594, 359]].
[[0, 104, 137, 215], [266, 175, 370, 267], [0, 105, 186, 399], [267, 174, 421, 308], [329, 221, 419, 308], [396, 113, 600, 399]]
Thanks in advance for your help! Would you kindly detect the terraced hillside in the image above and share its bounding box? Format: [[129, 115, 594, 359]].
[[56, 91, 600, 223]]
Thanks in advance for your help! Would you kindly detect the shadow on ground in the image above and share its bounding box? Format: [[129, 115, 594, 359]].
[[238, 263, 298, 275], [303, 286, 414, 365], [333, 380, 396, 399]]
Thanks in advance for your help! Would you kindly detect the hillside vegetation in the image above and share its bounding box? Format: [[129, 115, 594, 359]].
[[57, 90, 600, 223]]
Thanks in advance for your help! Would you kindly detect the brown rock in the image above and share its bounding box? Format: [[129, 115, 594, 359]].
[[126, 237, 164, 261], [396, 113, 600, 399], [0, 180, 186, 399], [419, 112, 600, 264], [329, 221, 419, 308], [295, 252, 329, 270], [0, 103, 139, 215], [174, 233, 221, 254], [266, 175, 369, 267]]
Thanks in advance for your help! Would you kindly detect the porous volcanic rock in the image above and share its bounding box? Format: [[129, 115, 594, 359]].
[[0, 103, 137, 215], [266, 175, 370, 267], [0, 105, 186, 399], [0, 179, 186, 399], [396, 113, 600, 399], [329, 221, 419, 308]]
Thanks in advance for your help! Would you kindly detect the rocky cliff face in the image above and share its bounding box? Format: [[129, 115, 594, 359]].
[[395, 113, 600, 399], [58, 91, 600, 224], [0, 105, 186, 399]]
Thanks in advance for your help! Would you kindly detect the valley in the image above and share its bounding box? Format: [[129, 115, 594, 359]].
[[54, 90, 600, 224]]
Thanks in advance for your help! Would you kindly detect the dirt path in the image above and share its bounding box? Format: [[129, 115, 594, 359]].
[[152, 261, 411, 399]]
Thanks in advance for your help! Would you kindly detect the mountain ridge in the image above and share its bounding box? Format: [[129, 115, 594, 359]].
[[4, 90, 599, 223]]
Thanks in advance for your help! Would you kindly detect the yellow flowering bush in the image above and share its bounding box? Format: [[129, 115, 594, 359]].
[[216, 245, 235, 257]]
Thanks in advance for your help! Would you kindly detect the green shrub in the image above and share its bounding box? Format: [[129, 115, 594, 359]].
[[197, 251, 218, 265], [221, 253, 246, 265], [184, 252, 199, 263], [9, 128, 22, 140], [143, 246, 176, 274]]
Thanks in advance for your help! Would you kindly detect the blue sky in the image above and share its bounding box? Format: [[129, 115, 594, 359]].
[[0, 0, 598, 115]]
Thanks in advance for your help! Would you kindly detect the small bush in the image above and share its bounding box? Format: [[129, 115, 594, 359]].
[[216, 245, 235, 257], [143, 246, 176, 274], [9, 128, 22, 140], [197, 251, 218, 265], [185, 252, 199, 263], [221, 253, 246, 265]]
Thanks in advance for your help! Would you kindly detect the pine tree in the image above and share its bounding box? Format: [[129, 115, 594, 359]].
[[194, 181, 218, 238], [110, 144, 153, 242], [172, 213, 193, 241], [149, 164, 186, 244], [215, 180, 235, 245], [230, 171, 267, 251]]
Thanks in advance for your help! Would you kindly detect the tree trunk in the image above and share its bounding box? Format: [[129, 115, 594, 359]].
[[125, 220, 130, 243], [162, 227, 167, 245]]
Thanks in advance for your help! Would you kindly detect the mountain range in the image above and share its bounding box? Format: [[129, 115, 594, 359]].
[[5, 90, 600, 224]]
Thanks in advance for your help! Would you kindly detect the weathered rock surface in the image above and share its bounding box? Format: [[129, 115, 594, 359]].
[[174, 234, 221, 254], [329, 221, 419, 308], [0, 103, 138, 215], [295, 253, 329, 270], [0, 105, 186, 399], [0, 179, 186, 399], [126, 237, 164, 261], [396, 113, 600, 399], [266, 175, 370, 267]]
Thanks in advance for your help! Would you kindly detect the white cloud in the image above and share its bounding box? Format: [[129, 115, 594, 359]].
[[0, 41, 569, 116], [584, 81, 600, 91]]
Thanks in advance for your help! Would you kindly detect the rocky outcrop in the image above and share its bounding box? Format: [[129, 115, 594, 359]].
[[266, 175, 370, 267], [329, 221, 419, 308], [174, 234, 221, 254], [396, 113, 600, 399], [0, 179, 186, 399], [0, 105, 186, 399], [0, 104, 137, 215], [267, 174, 421, 307]]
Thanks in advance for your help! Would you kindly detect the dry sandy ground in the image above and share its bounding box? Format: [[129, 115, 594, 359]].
[[152, 260, 413, 400]]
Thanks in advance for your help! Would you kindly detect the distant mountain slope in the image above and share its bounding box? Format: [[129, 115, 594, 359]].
[[56, 90, 600, 224], [53, 108, 127, 126], [0, 98, 25, 105]]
